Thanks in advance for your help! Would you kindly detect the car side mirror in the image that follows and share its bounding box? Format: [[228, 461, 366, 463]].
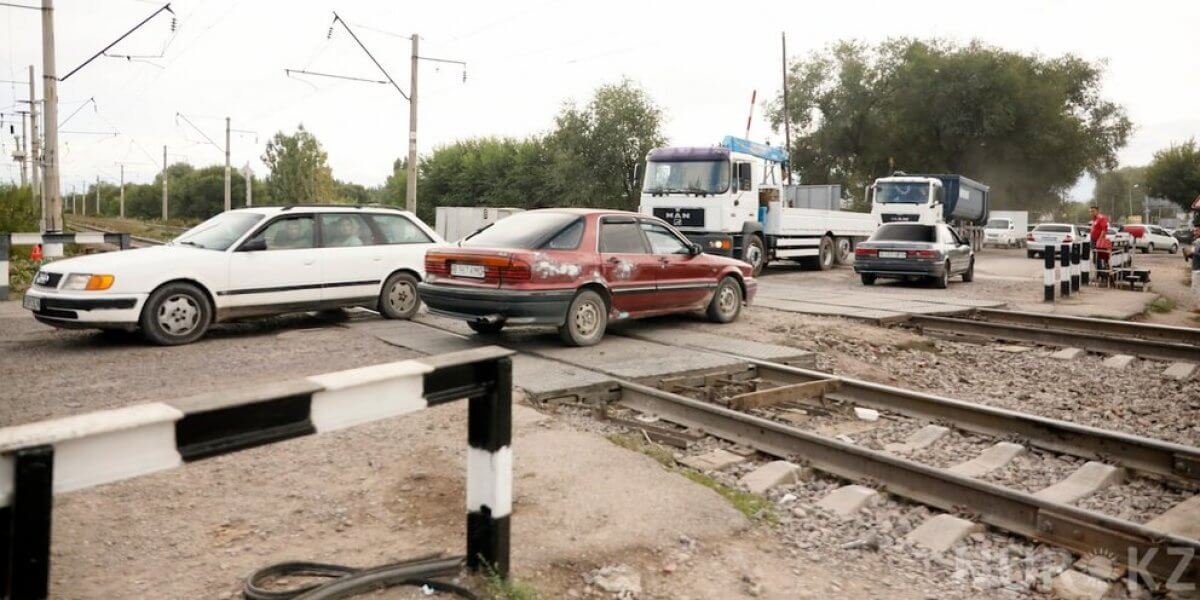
[[688, 243, 703, 256], [239, 237, 267, 252]]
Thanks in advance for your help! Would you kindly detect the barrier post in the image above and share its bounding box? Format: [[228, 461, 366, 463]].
[[1060, 243, 1071, 298], [466, 356, 513, 576], [1, 445, 54, 600], [1070, 243, 1080, 293], [1043, 245, 1055, 302], [0, 234, 9, 299], [1081, 241, 1091, 286]]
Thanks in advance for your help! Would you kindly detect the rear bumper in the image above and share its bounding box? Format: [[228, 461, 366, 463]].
[[418, 283, 573, 325], [854, 260, 944, 277], [23, 289, 146, 329]]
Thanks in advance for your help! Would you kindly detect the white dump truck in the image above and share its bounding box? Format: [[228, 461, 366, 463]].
[[868, 173, 990, 250], [638, 136, 875, 275]]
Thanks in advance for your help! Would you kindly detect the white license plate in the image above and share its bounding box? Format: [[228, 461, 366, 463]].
[[879, 251, 907, 259], [450, 263, 486, 279], [22, 295, 41, 311]]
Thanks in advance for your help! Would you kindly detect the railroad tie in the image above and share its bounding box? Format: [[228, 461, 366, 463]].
[[903, 514, 983, 553], [1143, 494, 1200, 541], [882, 424, 949, 455], [1033, 461, 1124, 505], [945, 442, 1025, 478]]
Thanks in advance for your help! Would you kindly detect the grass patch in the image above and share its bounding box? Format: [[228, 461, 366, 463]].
[[1147, 296, 1176, 314], [606, 432, 675, 467], [679, 469, 777, 523], [485, 569, 539, 600]]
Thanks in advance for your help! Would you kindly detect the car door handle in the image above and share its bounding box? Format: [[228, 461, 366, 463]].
[[606, 257, 621, 264], [303, 259, 315, 266]]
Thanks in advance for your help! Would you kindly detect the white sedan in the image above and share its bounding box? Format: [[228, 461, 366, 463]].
[[23, 205, 444, 344]]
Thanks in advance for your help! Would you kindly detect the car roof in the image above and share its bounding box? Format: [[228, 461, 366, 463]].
[[524, 208, 644, 217], [1035, 223, 1075, 227], [228, 205, 417, 216]]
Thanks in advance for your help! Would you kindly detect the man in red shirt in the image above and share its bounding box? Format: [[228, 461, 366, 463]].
[[1089, 206, 1111, 269]]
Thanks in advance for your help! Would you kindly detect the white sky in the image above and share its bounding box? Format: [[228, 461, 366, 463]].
[[2, 0, 1198, 202]]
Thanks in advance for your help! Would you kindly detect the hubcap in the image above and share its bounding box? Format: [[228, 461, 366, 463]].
[[573, 300, 600, 337], [157, 294, 199, 336], [745, 244, 763, 267], [389, 280, 416, 313], [717, 284, 738, 315]]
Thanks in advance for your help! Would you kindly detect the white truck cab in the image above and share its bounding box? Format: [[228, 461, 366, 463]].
[[638, 136, 875, 275], [869, 173, 990, 250]]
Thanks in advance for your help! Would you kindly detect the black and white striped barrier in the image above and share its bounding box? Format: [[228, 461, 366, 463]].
[[0, 346, 514, 598], [1070, 242, 1080, 293], [1081, 241, 1091, 286], [1059, 243, 1071, 298], [2, 232, 130, 299], [1043, 244, 1056, 302]]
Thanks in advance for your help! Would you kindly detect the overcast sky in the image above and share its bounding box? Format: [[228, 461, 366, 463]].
[[2, 0, 1198, 202]]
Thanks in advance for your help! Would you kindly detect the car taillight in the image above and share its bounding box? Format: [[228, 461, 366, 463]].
[[1026, 233, 1035, 241], [1063, 235, 1073, 243], [425, 255, 449, 275], [500, 259, 531, 282], [854, 248, 877, 257], [907, 250, 939, 259]]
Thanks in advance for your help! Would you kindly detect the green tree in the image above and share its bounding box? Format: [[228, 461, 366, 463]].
[[549, 79, 666, 210], [1144, 140, 1200, 216], [768, 39, 1132, 212], [1091, 166, 1147, 221], [262, 124, 336, 203]]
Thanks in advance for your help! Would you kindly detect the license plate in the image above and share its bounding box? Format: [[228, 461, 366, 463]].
[[879, 251, 907, 259], [450, 263, 486, 279], [22, 295, 41, 311]]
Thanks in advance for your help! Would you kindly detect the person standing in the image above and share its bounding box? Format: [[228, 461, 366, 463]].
[[1191, 220, 1200, 313], [1089, 206, 1111, 269]]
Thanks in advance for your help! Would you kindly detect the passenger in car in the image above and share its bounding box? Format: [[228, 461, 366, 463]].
[[272, 220, 310, 249], [328, 217, 367, 247]]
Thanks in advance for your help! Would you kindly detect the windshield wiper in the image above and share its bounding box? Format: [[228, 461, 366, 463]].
[[176, 240, 205, 248]]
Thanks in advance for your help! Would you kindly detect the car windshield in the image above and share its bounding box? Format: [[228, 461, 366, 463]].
[[1034, 225, 1071, 233], [870, 224, 936, 243], [461, 212, 582, 249], [875, 182, 930, 204], [985, 219, 1009, 229], [642, 160, 730, 195], [173, 212, 264, 250]]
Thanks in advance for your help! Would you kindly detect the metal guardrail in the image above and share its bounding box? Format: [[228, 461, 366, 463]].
[[0, 346, 514, 598]]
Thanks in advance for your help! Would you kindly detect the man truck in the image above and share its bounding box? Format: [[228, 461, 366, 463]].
[[868, 173, 990, 250], [638, 136, 875, 275]]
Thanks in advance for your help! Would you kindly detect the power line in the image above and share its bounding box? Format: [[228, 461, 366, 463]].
[[331, 12, 408, 101], [60, 3, 175, 81]]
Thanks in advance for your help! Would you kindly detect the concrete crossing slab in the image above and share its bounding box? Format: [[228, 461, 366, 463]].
[[753, 282, 1003, 323], [616, 322, 817, 367]]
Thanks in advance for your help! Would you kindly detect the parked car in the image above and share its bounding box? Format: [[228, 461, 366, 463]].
[[1107, 227, 1134, 250], [1172, 227, 1196, 262], [22, 205, 443, 345], [418, 209, 756, 346], [984, 217, 1025, 248], [1123, 224, 1179, 254], [1025, 223, 1081, 258], [853, 223, 974, 289]]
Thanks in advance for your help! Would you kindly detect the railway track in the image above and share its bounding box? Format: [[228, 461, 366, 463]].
[[906, 309, 1200, 364], [64, 220, 165, 248]]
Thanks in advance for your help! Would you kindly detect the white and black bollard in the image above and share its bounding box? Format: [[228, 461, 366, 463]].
[[1070, 243, 1080, 293], [1081, 241, 1091, 286], [0, 234, 9, 299], [1060, 243, 1071, 298], [1044, 245, 1056, 302]]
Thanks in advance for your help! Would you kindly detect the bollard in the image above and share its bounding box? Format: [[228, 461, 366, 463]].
[[1070, 243, 1080, 293], [1065, 242, 1075, 298], [1081, 241, 1091, 286], [1043, 245, 1056, 302], [0, 234, 9, 299]]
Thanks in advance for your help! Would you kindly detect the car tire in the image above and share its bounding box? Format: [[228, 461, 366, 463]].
[[1027, 250, 1037, 259], [1169, 243, 1178, 254], [932, 262, 950, 289], [706, 276, 743, 323], [378, 272, 421, 320], [742, 235, 765, 276], [468, 321, 505, 335], [140, 282, 212, 346], [860, 273, 876, 286], [558, 289, 607, 347], [962, 258, 975, 282], [1141, 244, 1151, 254]]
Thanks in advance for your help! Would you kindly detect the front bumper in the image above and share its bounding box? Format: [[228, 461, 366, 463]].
[[23, 288, 146, 329], [679, 232, 737, 257], [854, 259, 944, 277], [418, 283, 574, 325]]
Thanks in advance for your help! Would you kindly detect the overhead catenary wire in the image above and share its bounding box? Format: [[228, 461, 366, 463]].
[[60, 3, 175, 81]]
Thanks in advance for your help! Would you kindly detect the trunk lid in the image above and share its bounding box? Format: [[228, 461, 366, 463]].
[[425, 247, 531, 289]]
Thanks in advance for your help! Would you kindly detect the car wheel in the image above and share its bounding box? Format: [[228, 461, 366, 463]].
[[1027, 250, 1037, 259], [962, 258, 975, 282], [860, 273, 876, 286], [706, 276, 743, 323], [558, 289, 607, 346], [140, 282, 212, 346], [1141, 244, 1150, 254], [1169, 243, 1178, 254], [378, 272, 421, 319], [468, 321, 505, 335], [932, 262, 950, 289], [742, 235, 765, 277]]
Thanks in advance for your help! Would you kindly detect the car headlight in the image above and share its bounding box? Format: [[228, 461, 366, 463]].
[[62, 273, 115, 291]]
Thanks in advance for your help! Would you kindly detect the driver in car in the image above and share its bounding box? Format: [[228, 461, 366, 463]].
[[271, 219, 309, 249]]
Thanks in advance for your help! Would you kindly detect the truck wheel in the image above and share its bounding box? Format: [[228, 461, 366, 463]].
[[833, 238, 852, 265], [742, 235, 765, 276], [558, 290, 607, 347], [816, 236, 834, 271]]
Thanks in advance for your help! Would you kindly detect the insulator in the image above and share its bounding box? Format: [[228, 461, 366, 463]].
[[170, 17, 177, 32], [327, 27, 334, 39]]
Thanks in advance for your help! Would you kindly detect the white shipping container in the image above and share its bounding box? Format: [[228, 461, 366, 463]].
[[435, 206, 524, 242]]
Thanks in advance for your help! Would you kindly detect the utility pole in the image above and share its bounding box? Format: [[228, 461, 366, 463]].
[[41, 0, 65, 257], [406, 34, 419, 213], [224, 116, 231, 212], [28, 66, 40, 197], [95, 175, 100, 215], [119, 164, 125, 218], [781, 32, 792, 184], [244, 162, 252, 207], [14, 113, 28, 187], [162, 145, 168, 220]]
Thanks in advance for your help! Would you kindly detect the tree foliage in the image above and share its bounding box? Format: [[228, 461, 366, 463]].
[[768, 39, 1132, 211], [262, 124, 336, 204], [1144, 139, 1200, 215], [1091, 166, 1147, 220]]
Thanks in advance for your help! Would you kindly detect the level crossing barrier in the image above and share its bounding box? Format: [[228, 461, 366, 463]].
[[1, 232, 130, 298]]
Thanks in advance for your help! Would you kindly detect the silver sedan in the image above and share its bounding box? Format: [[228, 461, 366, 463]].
[[853, 223, 975, 289]]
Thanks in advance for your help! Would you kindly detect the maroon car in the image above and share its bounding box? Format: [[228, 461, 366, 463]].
[[419, 209, 757, 346]]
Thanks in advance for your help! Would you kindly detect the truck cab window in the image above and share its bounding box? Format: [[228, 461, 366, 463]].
[[734, 162, 752, 191]]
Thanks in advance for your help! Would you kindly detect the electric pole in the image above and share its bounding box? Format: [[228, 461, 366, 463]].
[[244, 162, 252, 207], [14, 113, 28, 187], [119, 164, 124, 218], [41, 0, 65, 257], [95, 175, 100, 215], [781, 32, 792, 184], [28, 66, 40, 197], [406, 34, 419, 213], [162, 145, 168, 220], [224, 116, 231, 212]]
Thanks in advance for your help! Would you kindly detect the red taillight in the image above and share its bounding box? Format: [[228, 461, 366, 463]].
[[907, 249, 939, 259], [854, 248, 877, 257], [425, 254, 449, 275], [1026, 233, 1035, 241], [1063, 235, 1073, 243], [500, 259, 531, 282]]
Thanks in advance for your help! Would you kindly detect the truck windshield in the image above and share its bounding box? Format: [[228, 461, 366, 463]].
[[643, 160, 730, 195], [985, 219, 1009, 229], [875, 182, 929, 204]]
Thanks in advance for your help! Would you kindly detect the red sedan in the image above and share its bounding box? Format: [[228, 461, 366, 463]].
[[419, 209, 757, 346]]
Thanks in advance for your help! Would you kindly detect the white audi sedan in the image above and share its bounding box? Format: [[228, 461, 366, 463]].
[[23, 205, 444, 345]]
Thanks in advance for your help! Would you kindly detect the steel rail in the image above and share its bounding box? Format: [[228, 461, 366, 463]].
[[973, 308, 1200, 346], [907, 314, 1200, 363], [64, 220, 164, 247], [617, 379, 1200, 587]]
